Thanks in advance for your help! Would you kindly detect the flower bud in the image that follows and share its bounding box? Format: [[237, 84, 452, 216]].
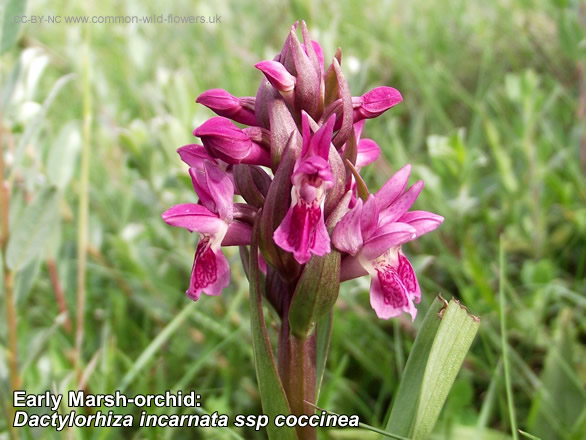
[[353, 86, 403, 121], [194, 117, 270, 167], [255, 61, 296, 93], [196, 89, 258, 126]]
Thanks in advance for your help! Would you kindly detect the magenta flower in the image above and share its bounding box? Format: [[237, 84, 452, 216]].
[[273, 112, 336, 264], [194, 117, 271, 167], [332, 165, 444, 320], [255, 61, 296, 93], [196, 89, 258, 126], [353, 86, 403, 121], [162, 161, 251, 300]]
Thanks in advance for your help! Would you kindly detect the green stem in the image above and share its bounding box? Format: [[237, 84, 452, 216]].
[[0, 86, 20, 440], [278, 296, 317, 440], [75, 21, 92, 377]]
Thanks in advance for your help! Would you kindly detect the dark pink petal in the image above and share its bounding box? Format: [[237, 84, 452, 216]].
[[202, 161, 234, 221], [361, 222, 417, 261], [196, 89, 258, 126], [369, 264, 417, 320], [398, 210, 444, 237], [293, 157, 334, 184], [195, 117, 251, 160], [356, 138, 380, 168], [397, 252, 421, 303], [188, 162, 234, 221], [379, 180, 424, 225], [332, 198, 363, 255], [375, 164, 412, 210], [187, 238, 230, 300], [177, 144, 211, 168], [359, 195, 379, 241], [161, 204, 224, 234], [354, 86, 403, 120], [255, 60, 296, 92], [274, 201, 330, 264], [194, 117, 270, 167], [310, 114, 335, 160]]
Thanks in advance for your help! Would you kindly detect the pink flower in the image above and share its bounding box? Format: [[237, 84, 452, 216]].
[[162, 161, 251, 300], [273, 113, 336, 264], [332, 165, 444, 320], [352, 86, 403, 122], [196, 89, 258, 126], [194, 117, 271, 167]]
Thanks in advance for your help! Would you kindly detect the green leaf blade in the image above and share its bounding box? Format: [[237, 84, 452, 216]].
[[6, 186, 60, 271]]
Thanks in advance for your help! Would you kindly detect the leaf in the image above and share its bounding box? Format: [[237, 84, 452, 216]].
[[249, 220, 298, 440], [12, 73, 75, 174], [528, 308, 585, 439], [315, 309, 333, 400], [6, 186, 60, 271], [47, 121, 82, 189], [14, 257, 41, 303], [1, 0, 27, 54], [411, 298, 480, 439], [288, 250, 341, 338], [385, 295, 446, 436]]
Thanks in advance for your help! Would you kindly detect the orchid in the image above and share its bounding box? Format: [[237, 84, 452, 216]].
[[333, 164, 444, 320], [162, 161, 251, 300], [163, 21, 446, 438]]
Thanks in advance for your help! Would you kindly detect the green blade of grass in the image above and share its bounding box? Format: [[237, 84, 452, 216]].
[[411, 298, 480, 439], [500, 236, 519, 440], [118, 301, 196, 393], [384, 295, 447, 437]]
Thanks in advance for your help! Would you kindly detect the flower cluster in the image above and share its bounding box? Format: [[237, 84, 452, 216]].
[[163, 22, 443, 320]]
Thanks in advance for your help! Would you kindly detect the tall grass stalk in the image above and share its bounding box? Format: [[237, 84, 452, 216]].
[[75, 22, 92, 380], [0, 79, 19, 440], [500, 236, 518, 440]]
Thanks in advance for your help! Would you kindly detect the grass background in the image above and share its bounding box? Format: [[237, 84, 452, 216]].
[[0, 0, 585, 438]]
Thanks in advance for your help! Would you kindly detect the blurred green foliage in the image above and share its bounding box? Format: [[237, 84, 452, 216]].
[[0, 0, 585, 438]]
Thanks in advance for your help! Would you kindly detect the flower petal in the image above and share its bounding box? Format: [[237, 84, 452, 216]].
[[359, 194, 379, 241], [187, 237, 230, 300], [369, 264, 417, 320], [161, 204, 224, 234], [177, 144, 211, 168], [255, 60, 296, 92], [274, 200, 330, 264], [396, 252, 421, 303], [361, 222, 416, 261], [332, 198, 363, 255], [379, 180, 424, 225], [196, 89, 258, 126], [398, 210, 444, 237], [375, 164, 411, 210], [356, 138, 380, 168]]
